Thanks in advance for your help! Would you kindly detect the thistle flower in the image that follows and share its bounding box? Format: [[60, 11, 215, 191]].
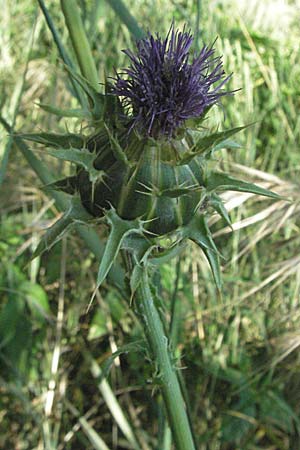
[[113, 24, 232, 138]]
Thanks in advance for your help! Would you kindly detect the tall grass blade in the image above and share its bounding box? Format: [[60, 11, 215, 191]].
[[61, 0, 99, 91], [0, 13, 36, 186], [65, 400, 111, 450], [105, 0, 145, 40], [38, 0, 86, 106], [89, 357, 141, 450]]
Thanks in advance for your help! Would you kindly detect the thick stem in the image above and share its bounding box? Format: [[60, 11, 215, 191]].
[[61, 0, 99, 91], [135, 267, 196, 450]]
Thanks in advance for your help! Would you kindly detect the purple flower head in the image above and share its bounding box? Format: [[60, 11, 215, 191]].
[[113, 24, 233, 138]]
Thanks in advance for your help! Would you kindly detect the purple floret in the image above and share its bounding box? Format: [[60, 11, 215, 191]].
[[113, 24, 233, 138]]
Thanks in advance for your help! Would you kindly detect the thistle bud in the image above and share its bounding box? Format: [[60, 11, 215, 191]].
[[78, 24, 233, 235], [24, 24, 279, 289]]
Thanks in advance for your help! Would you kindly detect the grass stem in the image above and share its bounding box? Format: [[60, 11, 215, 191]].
[[61, 0, 99, 91]]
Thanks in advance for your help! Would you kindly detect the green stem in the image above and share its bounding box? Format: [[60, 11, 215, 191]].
[[169, 257, 181, 346], [134, 266, 196, 450], [61, 0, 99, 91]]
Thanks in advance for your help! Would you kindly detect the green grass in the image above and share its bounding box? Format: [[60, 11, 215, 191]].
[[1, 0, 300, 449]]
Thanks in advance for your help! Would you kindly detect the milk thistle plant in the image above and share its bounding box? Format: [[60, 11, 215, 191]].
[[21, 4, 279, 449]]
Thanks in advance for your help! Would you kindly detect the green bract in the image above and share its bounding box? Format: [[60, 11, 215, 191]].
[[22, 69, 279, 291]]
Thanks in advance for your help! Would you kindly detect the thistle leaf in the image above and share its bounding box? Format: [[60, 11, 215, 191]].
[[32, 212, 73, 260], [206, 171, 281, 199], [130, 264, 143, 299], [160, 185, 201, 198], [183, 215, 222, 289], [150, 241, 185, 265], [122, 234, 153, 263], [213, 139, 242, 152], [103, 123, 130, 166], [202, 246, 222, 290], [45, 147, 94, 168], [20, 132, 84, 148], [37, 102, 90, 119], [209, 193, 232, 228], [64, 65, 105, 121], [194, 126, 247, 153], [103, 79, 124, 127], [32, 197, 91, 259], [179, 126, 247, 164], [44, 147, 104, 184], [99, 340, 146, 383], [43, 176, 78, 195], [96, 209, 142, 290]]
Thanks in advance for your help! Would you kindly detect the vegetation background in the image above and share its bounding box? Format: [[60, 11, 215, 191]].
[[1, 0, 300, 449]]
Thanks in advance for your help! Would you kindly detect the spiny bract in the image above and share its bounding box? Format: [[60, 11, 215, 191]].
[[22, 25, 279, 289]]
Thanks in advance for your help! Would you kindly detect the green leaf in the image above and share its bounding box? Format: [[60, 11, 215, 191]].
[[150, 241, 185, 266], [32, 197, 92, 259], [95, 209, 142, 290], [160, 185, 202, 198], [183, 215, 222, 289], [222, 403, 256, 443], [206, 171, 281, 199], [99, 341, 145, 382], [32, 213, 72, 260], [209, 193, 232, 228], [106, 0, 145, 40], [88, 309, 108, 340], [0, 296, 25, 349], [44, 147, 105, 184], [1, 117, 126, 293], [103, 122, 130, 166], [37, 102, 90, 118], [261, 391, 300, 433], [195, 126, 247, 154], [179, 125, 248, 164], [21, 281, 50, 321], [130, 264, 143, 299], [213, 139, 242, 151], [20, 132, 85, 148], [0, 13, 36, 187], [43, 175, 78, 195], [64, 65, 105, 121], [45, 147, 92, 167], [38, 0, 86, 106]]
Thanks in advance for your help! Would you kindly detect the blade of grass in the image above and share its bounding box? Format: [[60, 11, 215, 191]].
[[195, 0, 201, 50], [0, 12, 37, 186], [38, 0, 86, 106], [65, 399, 111, 450], [61, 0, 99, 91], [88, 355, 141, 450], [105, 0, 145, 40]]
